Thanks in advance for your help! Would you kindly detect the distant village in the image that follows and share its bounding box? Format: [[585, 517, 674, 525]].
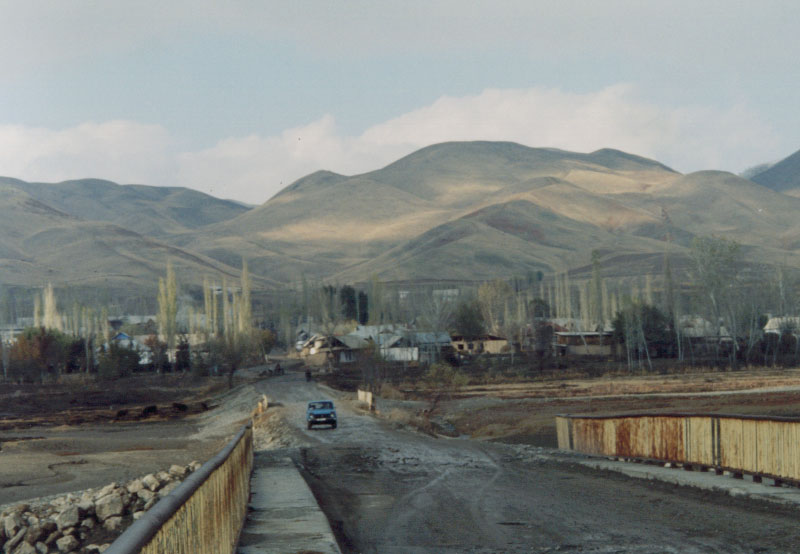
[[3, 292, 797, 380]]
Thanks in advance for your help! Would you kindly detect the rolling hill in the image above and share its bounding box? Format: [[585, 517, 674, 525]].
[[749, 148, 800, 196], [3, 140, 800, 304], [177, 142, 685, 282], [0, 181, 270, 303], [0, 177, 249, 237]]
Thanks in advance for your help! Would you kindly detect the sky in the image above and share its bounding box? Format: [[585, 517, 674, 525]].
[[1, 1, 799, 204]]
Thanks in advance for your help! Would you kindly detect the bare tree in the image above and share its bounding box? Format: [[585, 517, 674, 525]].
[[690, 236, 742, 368], [418, 290, 455, 332], [478, 279, 512, 336]]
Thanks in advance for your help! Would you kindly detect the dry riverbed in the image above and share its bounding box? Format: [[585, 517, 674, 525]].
[[6, 366, 800, 553], [0, 373, 263, 507]]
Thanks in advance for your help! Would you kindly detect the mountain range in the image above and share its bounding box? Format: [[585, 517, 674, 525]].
[[2, 141, 800, 306]]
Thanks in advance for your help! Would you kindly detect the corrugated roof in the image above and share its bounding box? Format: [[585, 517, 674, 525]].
[[337, 334, 369, 349]]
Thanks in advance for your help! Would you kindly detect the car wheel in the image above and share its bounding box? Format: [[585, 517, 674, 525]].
[[331, 422, 337, 429], [307, 422, 313, 430]]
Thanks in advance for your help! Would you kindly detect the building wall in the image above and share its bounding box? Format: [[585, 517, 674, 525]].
[[381, 347, 418, 362], [565, 344, 612, 356], [483, 339, 509, 354], [452, 338, 508, 355]]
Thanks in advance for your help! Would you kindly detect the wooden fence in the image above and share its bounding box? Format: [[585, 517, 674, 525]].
[[105, 421, 253, 554], [557, 413, 800, 482]]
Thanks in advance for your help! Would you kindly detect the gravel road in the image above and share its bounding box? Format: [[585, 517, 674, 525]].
[[254, 373, 800, 553]]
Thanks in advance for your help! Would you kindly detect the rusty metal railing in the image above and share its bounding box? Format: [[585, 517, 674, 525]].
[[105, 421, 253, 554], [557, 412, 800, 483]]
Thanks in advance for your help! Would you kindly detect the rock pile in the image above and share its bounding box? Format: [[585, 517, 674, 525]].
[[0, 461, 202, 554]]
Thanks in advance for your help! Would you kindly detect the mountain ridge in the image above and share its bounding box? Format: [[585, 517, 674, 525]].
[[3, 141, 800, 303], [749, 148, 800, 196]]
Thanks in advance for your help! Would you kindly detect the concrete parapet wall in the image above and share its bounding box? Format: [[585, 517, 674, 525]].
[[557, 412, 800, 482]]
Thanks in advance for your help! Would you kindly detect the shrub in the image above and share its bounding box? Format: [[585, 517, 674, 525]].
[[97, 343, 140, 379], [8, 327, 69, 382], [423, 362, 469, 390], [175, 336, 191, 372]]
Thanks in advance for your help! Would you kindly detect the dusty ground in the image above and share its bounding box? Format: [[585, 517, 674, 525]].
[[389, 368, 800, 446], [0, 372, 265, 508], [250, 370, 800, 553], [7, 365, 800, 552]]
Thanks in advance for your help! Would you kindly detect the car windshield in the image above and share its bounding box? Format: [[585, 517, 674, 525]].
[[309, 402, 333, 410]]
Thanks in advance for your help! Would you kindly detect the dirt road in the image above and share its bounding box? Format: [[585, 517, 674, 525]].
[[255, 373, 800, 553]]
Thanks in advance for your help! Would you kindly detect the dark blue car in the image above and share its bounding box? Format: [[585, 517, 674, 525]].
[[307, 400, 337, 429]]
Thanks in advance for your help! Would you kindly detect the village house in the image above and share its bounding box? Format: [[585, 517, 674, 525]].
[[109, 332, 152, 364], [763, 316, 800, 336], [451, 334, 509, 356], [298, 333, 368, 366], [554, 331, 614, 356], [349, 325, 452, 363]]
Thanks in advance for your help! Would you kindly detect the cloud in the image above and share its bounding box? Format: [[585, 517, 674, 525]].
[[0, 120, 175, 185], [361, 86, 780, 171], [177, 86, 779, 202], [0, 86, 781, 204]]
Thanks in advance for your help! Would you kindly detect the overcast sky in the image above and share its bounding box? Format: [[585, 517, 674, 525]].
[[1, 1, 798, 204]]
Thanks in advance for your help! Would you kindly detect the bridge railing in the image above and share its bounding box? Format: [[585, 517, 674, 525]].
[[557, 412, 800, 482], [105, 421, 253, 554]]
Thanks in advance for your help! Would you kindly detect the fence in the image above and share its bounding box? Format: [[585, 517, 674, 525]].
[[557, 412, 800, 482], [105, 421, 253, 554]]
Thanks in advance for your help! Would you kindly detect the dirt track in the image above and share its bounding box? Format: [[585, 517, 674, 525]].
[[254, 373, 800, 553]]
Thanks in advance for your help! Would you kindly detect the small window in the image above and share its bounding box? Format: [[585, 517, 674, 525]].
[[467, 342, 473, 350]]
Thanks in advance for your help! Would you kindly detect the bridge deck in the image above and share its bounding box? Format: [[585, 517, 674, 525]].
[[237, 455, 340, 554]]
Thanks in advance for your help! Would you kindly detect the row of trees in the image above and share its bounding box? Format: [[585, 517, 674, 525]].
[[3, 259, 275, 383], [153, 260, 274, 385], [3, 326, 142, 382], [286, 235, 800, 373], [6, 234, 800, 380]]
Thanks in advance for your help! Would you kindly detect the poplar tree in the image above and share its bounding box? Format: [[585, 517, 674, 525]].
[[157, 261, 178, 351], [221, 276, 230, 338], [579, 281, 590, 331], [368, 276, 388, 325], [203, 277, 214, 336], [42, 283, 61, 331], [238, 260, 252, 335], [589, 251, 603, 329], [100, 307, 110, 346]]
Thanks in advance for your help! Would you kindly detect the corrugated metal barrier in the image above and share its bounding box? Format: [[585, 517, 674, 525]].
[[105, 421, 253, 554], [557, 412, 800, 482]]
